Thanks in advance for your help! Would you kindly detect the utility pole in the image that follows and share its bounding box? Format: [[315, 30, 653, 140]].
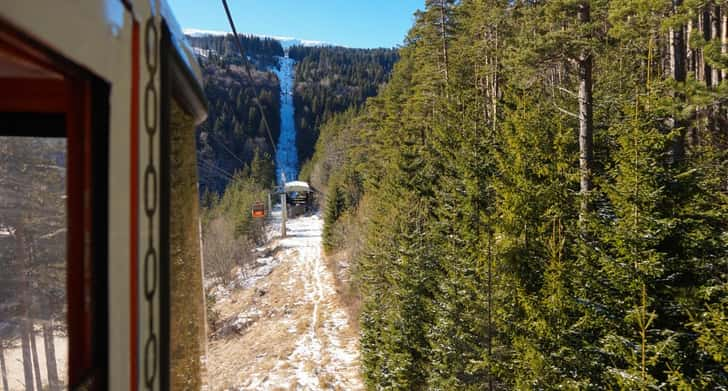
[[281, 192, 287, 238], [281, 173, 287, 238]]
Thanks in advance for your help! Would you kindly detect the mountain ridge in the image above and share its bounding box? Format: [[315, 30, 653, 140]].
[[183, 28, 333, 49]]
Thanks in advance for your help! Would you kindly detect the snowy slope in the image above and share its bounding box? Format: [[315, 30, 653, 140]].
[[205, 207, 363, 390], [273, 55, 299, 184]]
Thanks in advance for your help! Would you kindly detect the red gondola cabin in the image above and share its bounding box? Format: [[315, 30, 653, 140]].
[[252, 201, 266, 218]]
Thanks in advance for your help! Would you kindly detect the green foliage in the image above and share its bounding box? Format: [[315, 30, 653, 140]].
[[187, 34, 284, 67], [323, 180, 347, 252], [289, 46, 399, 162], [249, 148, 275, 187], [203, 169, 269, 245], [297, 0, 728, 388]]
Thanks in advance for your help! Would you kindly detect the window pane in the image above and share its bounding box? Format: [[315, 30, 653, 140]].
[[0, 136, 67, 389]]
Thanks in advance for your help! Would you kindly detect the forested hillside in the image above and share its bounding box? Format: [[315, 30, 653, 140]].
[[190, 35, 398, 194], [188, 34, 284, 67], [189, 34, 282, 194], [289, 46, 398, 163], [310, 0, 728, 388]]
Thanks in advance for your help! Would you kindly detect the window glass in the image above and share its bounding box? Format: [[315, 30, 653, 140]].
[[0, 136, 67, 389]]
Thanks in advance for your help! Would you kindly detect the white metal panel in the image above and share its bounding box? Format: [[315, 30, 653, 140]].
[[134, 1, 162, 390], [107, 7, 133, 391], [285, 181, 312, 193], [3, 0, 129, 83]]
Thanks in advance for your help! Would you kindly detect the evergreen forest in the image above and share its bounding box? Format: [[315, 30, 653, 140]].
[[289, 46, 399, 162], [305, 0, 728, 388], [190, 34, 282, 195], [190, 34, 398, 194]]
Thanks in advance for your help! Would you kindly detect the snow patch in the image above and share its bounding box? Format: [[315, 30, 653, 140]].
[[183, 28, 335, 48], [184, 28, 229, 37], [205, 206, 363, 389]]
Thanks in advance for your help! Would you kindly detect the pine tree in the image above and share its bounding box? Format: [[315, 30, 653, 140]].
[[597, 89, 679, 389], [323, 181, 346, 252], [249, 148, 274, 186]]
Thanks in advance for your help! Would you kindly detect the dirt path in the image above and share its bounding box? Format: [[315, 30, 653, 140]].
[[205, 209, 363, 390]]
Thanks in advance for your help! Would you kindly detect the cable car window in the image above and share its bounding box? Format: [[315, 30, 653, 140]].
[[0, 136, 68, 390], [1, 21, 109, 389]]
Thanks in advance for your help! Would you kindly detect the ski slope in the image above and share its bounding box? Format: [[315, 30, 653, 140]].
[[273, 55, 299, 184]]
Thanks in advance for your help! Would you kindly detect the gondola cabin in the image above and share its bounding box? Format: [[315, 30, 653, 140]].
[[1, 1, 209, 389], [283, 181, 315, 218], [251, 201, 266, 218]]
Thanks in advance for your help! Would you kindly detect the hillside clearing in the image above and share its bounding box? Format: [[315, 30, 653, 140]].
[[205, 208, 363, 390]]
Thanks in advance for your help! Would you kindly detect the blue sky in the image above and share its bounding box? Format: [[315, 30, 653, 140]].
[[168, 0, 424, 48]]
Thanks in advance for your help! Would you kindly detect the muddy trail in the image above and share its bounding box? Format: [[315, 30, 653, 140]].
[[205, 208, 363, 390]]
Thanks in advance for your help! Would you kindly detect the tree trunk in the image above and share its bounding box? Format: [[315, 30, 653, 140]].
[[29, 325, 43, 390], [492, 27, 499, 134], [43, 321, 59, 390], [0, 345, 9, 391], [722, 10, 727, 80], [16, 227, 34, 391], [670, 0, 687, 82], [487, 230, 493, 391], [711, 4, 721, 86], [697, 14, 704, 81], [702, 6, 713, 87], [687, 19, 696, 75], [21, 326, 34, 391], [670, 0, 687, 163], [578, 0, 594, 217], [439, 0, 449, 86]]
